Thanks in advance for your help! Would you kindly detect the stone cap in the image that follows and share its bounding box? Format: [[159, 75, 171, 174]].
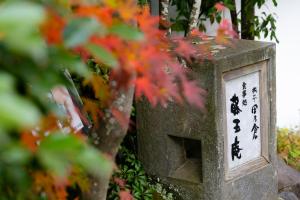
[[188, 37, 275, 62]]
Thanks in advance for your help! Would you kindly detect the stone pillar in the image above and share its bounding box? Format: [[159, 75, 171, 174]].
[[136, 39, 277, 200]]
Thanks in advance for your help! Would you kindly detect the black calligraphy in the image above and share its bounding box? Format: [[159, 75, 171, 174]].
[[230, 92, 242, 161], [242, 82, 247, 106], [251, 123, 259, 139], [251, 87, 259, 140], [233, 119, 241, 133], [251, 104, 258, 114], [230, 94, 242, 115], [231, 136, 242, 161], [252, 87, 258, 102]]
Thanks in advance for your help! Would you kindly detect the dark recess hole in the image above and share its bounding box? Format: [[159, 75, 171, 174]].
[[184, 138, 202, 160], [168, 136, 203, 183]]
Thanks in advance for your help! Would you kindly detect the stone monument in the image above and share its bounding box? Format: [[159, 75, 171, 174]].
[[136, 39, 277, 200]]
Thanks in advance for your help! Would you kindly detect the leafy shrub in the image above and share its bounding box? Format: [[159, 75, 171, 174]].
[[107, 139, 176, 200], [277, 128, 300, 171]]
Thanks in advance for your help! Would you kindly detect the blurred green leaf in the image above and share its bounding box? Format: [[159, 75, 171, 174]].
[[38, 133, 112, 177], [49, 46, 90, 77], [2, 145, 31, 165], [109, 24, 144, 41], [63, 17, 105, 48], [0, 93, 41, 129], [0, 72, 15, 93], [86, 44, 118, 67], [38, 133, 83, 176], [0, 1, 47, 61], [77, 147, 113, 177]]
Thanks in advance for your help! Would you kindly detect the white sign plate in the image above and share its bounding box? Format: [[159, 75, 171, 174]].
[[225, 71, 261, 170], [51, 86, 84, 132]]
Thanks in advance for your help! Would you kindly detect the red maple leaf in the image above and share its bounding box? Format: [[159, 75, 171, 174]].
[[119, 190, 133, 200], [174, 40, 197, 61], [135, 77, 158, 106], [182, 80, 206, 109], [114, 177, 126, 188], [215, 2, 226, 12], [216, 19, 237, 43]]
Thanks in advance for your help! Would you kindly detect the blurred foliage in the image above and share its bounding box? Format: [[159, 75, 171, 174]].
[[0, 0, 118, 199], [277, 128, 300, 171], [0, 0, 234, 199], [169, 0, 278, 42]]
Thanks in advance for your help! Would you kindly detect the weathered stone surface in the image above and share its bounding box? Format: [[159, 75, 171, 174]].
[[277, 155, 300, 198], [137, 39, 277, 200], [279, 192, 299, 200]]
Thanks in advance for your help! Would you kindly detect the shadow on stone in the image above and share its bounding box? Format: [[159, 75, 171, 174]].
[[279, 191, 299, 200]]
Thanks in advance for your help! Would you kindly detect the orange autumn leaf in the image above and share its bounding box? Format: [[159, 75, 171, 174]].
[[32, 171, 70, 200], [21, 131, 39, 152], [41, 9, 65, 45], [75, 6, 114, 26], [40, 114, 60, 133], [105, 0, 138, 22], [84, 75, 111, 104], [82, 98, 103, 128]]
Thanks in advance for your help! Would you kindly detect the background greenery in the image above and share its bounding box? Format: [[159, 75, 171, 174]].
[[277, 127, 300, 171]]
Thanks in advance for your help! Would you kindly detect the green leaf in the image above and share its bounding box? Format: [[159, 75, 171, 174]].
[[0, 72, 15, 93], [0, 2, 47, 61], [63, 17, 105, 48], [77, 147, 113, 177], [38, 133, 113, 177], [86, 44, 118, 67], [38, 149, 70, 177], [38, 133, 83, 176], [0, 2, 45, 31], [0, 94, 41, 129], [49, 46, 90, 77], [2, 145, 31, 165], [109, 24, 144, 41]]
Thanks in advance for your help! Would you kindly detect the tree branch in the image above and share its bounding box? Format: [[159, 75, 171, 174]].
[[86, 85, 135, 200], [187, 0, 202, 34], [241, 0, 255, 40], [159, 0, 170, 30], [229, 0, 239, 38]]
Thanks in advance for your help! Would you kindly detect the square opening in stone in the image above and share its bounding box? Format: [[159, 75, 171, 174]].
[[168, 136, 203, 184]]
